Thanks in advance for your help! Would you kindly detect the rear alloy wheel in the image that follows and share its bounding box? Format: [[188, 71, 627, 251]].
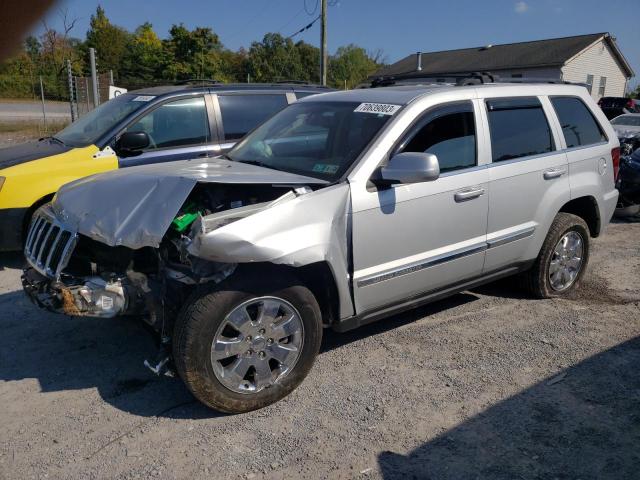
[[520, 213, 590, 298], [173, 273, 322, 413], [548, 231, 584, 292]]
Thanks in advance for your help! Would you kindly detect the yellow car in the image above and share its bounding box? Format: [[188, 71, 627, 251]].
[[0, 82, 329, 251]]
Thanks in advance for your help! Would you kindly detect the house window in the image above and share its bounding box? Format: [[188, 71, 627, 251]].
[[598, 77, 607, 97], [586, 74, 594, 94]]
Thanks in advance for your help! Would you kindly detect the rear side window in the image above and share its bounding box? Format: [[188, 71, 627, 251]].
[[295, 91, 318, 99], [486, 97, 554, 162], [218, 94, 288, 141], [551, 97, 607, 148], [398, 102, 476, 173]]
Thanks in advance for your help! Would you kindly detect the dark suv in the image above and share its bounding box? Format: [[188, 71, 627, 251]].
[[598, 97, 640, 120], [111, 82, 333, 167]]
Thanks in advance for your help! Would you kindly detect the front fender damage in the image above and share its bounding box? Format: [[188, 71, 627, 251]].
[[187, 183, 354, 318]]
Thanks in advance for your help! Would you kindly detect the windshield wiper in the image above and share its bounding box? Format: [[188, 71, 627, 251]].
[[40, 136, 64, 146]]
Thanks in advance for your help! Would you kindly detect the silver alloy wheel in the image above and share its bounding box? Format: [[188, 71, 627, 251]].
[[211, 296, 304, 394], [548, 231, 584, 291]]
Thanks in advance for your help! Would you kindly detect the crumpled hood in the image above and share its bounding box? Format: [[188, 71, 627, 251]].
[[0, 138, 72, 171], [52, 158, 327, 248]]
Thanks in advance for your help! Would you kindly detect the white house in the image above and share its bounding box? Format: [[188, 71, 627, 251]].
[[372, 33, 634, 99]]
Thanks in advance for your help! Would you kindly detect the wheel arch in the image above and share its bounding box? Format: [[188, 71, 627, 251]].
[[558, 195, 601, 237], [234, 261, 341, 328]]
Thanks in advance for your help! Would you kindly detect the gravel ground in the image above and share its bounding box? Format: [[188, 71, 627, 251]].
[[0, 219, 639, 480]]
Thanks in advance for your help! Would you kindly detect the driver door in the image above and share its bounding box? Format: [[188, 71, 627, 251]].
[[117, 95, 218, 167], [350, 101, 489, 313]]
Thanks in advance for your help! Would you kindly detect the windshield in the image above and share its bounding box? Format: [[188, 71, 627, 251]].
[[55, 94, 150, 147], [227, 101, 397, 180], [612, 115, 640, 127]]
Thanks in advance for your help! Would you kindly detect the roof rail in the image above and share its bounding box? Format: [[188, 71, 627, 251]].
[[369, 71, 579, 88], [174, 78, 222, 86]]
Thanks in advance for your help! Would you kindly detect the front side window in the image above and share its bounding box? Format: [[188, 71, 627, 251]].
[[551, 97, 606, 148], [56, 94, 148, 147], [486, 97, 554, 162], [228, 101, 395, 181], [218, 94, 288, 141], [397, 102, 476, 173], [125, 96, 209, 150]]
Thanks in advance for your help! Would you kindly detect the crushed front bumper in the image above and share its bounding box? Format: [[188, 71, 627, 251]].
[[22, 267, 129, 318]]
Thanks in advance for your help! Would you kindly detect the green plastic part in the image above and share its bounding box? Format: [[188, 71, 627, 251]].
[[171, 202, 201, 233]]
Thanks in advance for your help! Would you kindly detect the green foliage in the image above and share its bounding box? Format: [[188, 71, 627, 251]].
[[329, 44, 380, 89], [85, 6, 131, 77], [0, 5, 384, 98]]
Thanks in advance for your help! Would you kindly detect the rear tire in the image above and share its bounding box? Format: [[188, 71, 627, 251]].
[[520, 213, 590, 298], [173, 272, 322, 413]]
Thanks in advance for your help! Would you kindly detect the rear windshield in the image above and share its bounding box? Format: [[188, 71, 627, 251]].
[[56, 94, 148, 147], [227, 101, 396, 181]]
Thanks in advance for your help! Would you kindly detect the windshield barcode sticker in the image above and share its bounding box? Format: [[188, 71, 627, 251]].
[[132, 95, 155, 102], [354, 103, 401, 115]]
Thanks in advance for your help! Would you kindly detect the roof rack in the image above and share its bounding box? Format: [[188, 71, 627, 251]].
[[369, 71, 578, 88], [174, 78, 222, 86]]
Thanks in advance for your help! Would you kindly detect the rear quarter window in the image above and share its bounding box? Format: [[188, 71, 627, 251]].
[[550, 97, 607, 148]]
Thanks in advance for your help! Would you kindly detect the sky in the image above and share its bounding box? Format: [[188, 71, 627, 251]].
[[35, 0, 640, 88]]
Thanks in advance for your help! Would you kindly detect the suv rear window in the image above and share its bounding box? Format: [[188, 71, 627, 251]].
[[486, 97, 554, 162], [551, 97, 606, 148], [218, 94, 288, 141]]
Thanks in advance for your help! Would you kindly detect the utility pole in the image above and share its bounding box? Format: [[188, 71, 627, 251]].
[[39, 75, 47, 131], [320, 0, 327, 86], [89, 47, 99, 108]]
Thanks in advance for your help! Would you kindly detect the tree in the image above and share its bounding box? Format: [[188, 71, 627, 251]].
[[85, 6, 130, 77], [121, 23, 165, 84], [328, 44, 381, 89], [162, 24, 226, 80], [247, 33, 306, 82]]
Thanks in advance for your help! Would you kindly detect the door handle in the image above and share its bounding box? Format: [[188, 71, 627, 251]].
[[454, 187, 485, 202], [543, 167, 567, 180]]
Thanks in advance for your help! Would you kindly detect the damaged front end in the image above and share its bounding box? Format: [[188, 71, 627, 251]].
[[22, 159, 351, 331]]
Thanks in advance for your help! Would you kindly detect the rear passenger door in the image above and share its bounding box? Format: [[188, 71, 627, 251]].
[[482, 96, 569, 273], [213, 93, 291, 152]]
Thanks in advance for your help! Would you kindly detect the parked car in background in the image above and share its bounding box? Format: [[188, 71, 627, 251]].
[[615, 148, 640, 217], [22, 79, 618, 413], [0, 81, 332, 251], [598, 97, 640, 119], [610, 113, 640, 156]]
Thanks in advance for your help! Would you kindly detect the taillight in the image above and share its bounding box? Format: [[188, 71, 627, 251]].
[[626, 99, 634, 109], [611, 147, 620, 181]]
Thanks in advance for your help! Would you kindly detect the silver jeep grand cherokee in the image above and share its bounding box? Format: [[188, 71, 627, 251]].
[[22, 81, 619, 413]]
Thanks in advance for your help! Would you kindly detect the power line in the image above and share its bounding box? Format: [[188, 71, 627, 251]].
[[287, 15, 320, 39]]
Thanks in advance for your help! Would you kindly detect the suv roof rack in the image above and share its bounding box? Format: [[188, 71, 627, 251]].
[[174, 78, 222, 86], [369, 71, 578, 88]]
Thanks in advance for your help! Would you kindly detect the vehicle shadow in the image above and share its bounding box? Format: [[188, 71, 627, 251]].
[[378, 336, 640, 479], [0, 279, 482, 419], [0, 287, 215, 420]]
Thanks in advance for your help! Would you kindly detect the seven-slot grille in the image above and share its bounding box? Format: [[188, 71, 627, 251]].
[[24, 211, 77, 279]]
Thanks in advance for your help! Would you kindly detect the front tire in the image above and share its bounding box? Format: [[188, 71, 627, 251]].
[[173, 273, 322, 413], [521, 213, 590, 298]]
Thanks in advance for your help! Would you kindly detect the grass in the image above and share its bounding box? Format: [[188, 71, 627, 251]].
[[0, 120, 69, 145]]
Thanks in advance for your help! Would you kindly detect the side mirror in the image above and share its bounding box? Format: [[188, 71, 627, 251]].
[[374, 152, 440, 186], [116, 131, 150, 156]]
